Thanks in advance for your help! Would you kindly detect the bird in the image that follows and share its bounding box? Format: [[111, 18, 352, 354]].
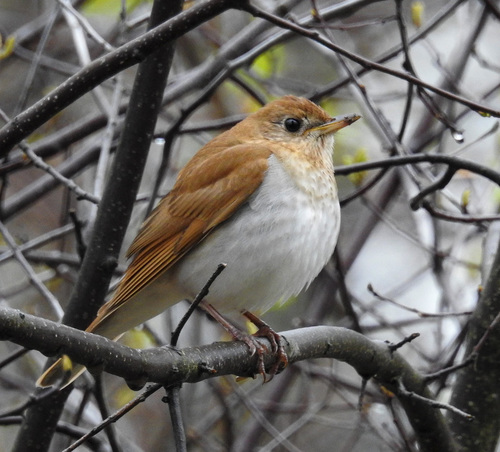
[[37, 95, 360, 388]]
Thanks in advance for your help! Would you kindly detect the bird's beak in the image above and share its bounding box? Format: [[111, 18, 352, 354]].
[[308, 113, 361, 135]]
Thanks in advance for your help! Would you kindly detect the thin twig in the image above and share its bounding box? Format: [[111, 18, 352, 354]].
[[69, 211, 86, 260], [21, 143, 99, 204], [420, 201, 500, 224], [0, 223, 75, 264], [0, 416, 108, 450], [308, 1, 404, 157], [470, 309, 500, 358], [60, 0, 111, 115], [15, 4, 58, 114], [0, 0, 242, 156], [0, 221, 63, 318], [1, 142, 104, 220], [89, 73, 124, 227], [387, 333, 421, 353], [396, 380, 473, 420], [62, 383, 162, 452], [242, 2, 500, 117], [170, 263, 227, 347], [358, 377, 369, 411], [426, 310, 500, 382], [146, 72, 229, 216], [394, 0, 416, 141], [336, 153, 500, 185], [368, 284, 472, 318], [92, 376, 122, 452], [163, 385, 187, 452], [0, 347, 29, 370], [424, 358, 473, 383], [57, 0, 115, 52], [166, 263, 226, 452]]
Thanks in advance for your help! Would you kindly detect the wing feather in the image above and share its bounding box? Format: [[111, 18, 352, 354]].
[[94, 143, 271, 323]]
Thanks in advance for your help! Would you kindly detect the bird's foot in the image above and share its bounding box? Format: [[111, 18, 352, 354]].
[[201, 303, 287, 382], [243, 310, 288, 382]]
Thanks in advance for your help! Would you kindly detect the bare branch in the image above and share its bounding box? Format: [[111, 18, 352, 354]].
[[0, 222, 63, 318], [0, 0, 241, 157], [0, 305, 456, 451], [241, 2, 500, 117]]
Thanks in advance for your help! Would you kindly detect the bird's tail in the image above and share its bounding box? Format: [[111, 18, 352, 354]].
[[36, 309, 126, 388], [36, 314, 127, 388], [36, 355, 86, 389], [36, 280, 178, 388]]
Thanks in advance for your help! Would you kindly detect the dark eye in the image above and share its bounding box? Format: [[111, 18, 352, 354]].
[[284, 118, 301, 133]]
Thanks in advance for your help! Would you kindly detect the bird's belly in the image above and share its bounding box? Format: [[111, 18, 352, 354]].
[[170, 157, 340, 316]]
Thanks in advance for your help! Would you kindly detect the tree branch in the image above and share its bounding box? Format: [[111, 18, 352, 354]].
[[0, 306, 457, 452], [11, 1, 188, 451], [241, 2, 500, 118], [336, 153, 500, 223], [449, 237, 500, 452], [0, 0, 241, 157]]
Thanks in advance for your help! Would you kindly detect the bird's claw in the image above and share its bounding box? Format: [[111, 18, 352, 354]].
[[243, 311, 288, 382]]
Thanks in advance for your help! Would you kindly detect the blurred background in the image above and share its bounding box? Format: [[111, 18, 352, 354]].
[[0, 0, 499, 450]]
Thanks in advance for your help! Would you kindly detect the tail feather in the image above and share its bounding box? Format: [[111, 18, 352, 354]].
[[36, 277, 180, 388], [36, 355, 86, 389]]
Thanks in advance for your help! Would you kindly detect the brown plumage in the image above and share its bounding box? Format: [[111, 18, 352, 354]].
[[37, 96, 359, 388]]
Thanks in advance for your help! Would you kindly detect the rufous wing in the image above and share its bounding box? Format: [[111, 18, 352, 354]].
[[89, 143, 272, 328], [37, 143, 271, 388]]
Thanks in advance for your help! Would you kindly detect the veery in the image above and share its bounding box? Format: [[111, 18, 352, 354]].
[[37, 95, 360, 388]]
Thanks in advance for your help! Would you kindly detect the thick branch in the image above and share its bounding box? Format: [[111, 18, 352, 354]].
[[449, 237, 500, 452], [0, 306, 457, 452], [0, 0, 240, 157], [12, 1, 187, 451]]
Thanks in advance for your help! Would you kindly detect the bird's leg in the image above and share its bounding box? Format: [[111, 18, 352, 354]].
[[242, 310, 288, 379], [201, 302, 270, 380]]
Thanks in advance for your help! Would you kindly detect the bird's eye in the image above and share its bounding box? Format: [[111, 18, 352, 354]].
[[284, 118, 301, 133]]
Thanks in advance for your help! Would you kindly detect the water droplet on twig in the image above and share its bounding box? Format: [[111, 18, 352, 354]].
[[451, 130, 464, 143]]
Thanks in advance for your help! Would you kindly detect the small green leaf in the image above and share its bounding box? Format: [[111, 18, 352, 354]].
[[411, 2, 424, 28], [83, 0, 151, 15], [461, 189, 471, 210], [0, 35, 15, 60], [343, 148, 369, 186], [122, 327, 156, 349], [252, 46, 284, 78]]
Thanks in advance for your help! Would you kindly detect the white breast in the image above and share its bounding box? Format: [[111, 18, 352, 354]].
[[170, 154, 340, 317]]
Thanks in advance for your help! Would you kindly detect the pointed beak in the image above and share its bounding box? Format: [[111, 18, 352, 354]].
[[308, 113, 361, 135]]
